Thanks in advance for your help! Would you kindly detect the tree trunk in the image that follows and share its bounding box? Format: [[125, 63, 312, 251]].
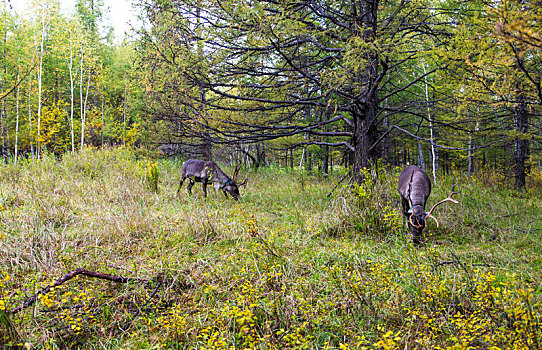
[[417, 142, 425, 170], [80, 44, 86, 148], [514, 96, 529, 190], [352, 100, 379, 183], [256, 143, 265, 168], [323, 145, 329, 175], [80, 70, 91, 150], [421, 56, 437, 185], [468, 130, 473, 176], [101, 95, 104, 148], [68, 34, 75, 153], [202, 132, 212, 161], [28, 72, 34, 159], [1, 77, 5, 160], [35, 2, 47, 156], [382, 113, 391, 165], [15, 72, 20, 164], [351, 0, 380, 184]]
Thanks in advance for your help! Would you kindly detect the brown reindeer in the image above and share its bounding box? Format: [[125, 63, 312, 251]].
[[398, 165, 459, 244], [176, 159, 247, 200]]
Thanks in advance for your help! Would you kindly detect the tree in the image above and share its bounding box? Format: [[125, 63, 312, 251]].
[[136, 0, 452, 182], [437, 0, 542, 189]]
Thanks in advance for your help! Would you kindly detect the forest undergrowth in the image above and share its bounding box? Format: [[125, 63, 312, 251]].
[[0, 148, 541, 349]]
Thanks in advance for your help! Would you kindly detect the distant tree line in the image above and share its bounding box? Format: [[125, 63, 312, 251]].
[[2, 0, 541, 190], [0, 0, 144, 161]]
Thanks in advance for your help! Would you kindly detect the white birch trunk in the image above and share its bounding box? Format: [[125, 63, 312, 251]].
[[468, 132, 472, 176], [28, 71, 33, 159], [123, 75, 127, 146], [79, 43, 85, 150], [80, 70, 91, 150], [101, 95, 104, 148], [421, 58, 437, 185], [15, 72, 20, 164], [0, 70, 5, 159], [68, 31, 75, 153], [35, 1, 47, 156]]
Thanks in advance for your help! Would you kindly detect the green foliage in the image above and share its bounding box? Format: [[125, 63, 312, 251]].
[[0, 2, 143, 157], [327, 165, 403, 240], [142, 160, 159, 192]]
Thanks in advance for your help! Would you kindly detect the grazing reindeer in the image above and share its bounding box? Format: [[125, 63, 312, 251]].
[[176, 159, 247, 200], [398, 165, 459, 244]]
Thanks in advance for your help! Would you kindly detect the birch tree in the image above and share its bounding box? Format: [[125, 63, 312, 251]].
[[65, 21, 84, 153], [31, 0, 54, 156]]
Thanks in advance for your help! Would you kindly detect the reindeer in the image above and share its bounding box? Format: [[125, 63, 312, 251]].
[[176, 159, 247, 200], [398, 165, 459, 244]]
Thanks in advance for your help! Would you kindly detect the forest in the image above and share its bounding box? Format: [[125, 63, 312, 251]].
[[0, 0, 541, 348], [0, 0, 540, 187]]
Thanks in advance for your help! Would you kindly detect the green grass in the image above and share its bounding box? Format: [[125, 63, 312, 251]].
[[0, 148, 541, 349]]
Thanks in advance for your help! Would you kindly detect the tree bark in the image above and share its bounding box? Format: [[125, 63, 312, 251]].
[[323, 145, 329, 175], [351, 0, 380, 184], [352, 99, 379, 183], [68, 31, 76, 153], [14, 72, 20, 163], [202, 131, 212, 161], [514, 96, 529, 189], [35, 1, 48, 156], [417, 142, 425, 170]]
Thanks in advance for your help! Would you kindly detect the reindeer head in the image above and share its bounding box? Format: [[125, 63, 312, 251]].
[[223, 164, 247, 201], [407, 204, 427, 242]]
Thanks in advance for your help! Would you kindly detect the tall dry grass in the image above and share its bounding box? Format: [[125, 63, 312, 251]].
[[0, 148, 540, 349]]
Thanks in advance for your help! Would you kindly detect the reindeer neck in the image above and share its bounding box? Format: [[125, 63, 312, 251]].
[[209, 164, 230, 184]]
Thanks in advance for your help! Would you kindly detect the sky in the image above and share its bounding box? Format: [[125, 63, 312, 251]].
[[7, 0, 140, 43]]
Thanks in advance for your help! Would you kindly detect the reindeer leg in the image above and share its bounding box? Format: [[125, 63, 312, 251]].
[[222, 190, 228, 199], [187, 178, 195, 195], [176, 177, 185, 198], [400, 198, 409, 233], [202, 180, 208, 198]]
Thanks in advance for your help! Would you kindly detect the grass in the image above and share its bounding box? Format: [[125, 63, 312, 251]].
[[0, 147, 541, 349]]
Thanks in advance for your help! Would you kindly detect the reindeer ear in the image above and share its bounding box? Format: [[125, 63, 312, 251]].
[[238, 178, 247, 187]]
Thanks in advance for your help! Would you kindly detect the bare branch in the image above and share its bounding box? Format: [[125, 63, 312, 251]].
[[8, 268, 194, 315]]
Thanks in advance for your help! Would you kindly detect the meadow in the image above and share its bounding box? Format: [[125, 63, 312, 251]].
[[0, 148, 541, 349]]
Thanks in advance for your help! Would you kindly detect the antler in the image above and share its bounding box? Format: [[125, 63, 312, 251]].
[[425, 184, 459, 228], [237, 178, 248, 187], [233, 164, 241, 182]]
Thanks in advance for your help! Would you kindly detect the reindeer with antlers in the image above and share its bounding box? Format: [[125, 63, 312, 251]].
[[176, 159, 247, 200], [398, 165, 459, 244]]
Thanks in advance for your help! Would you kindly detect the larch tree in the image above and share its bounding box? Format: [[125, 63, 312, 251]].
[[437, 0, 542, 189], [136, 0, 453, 182]]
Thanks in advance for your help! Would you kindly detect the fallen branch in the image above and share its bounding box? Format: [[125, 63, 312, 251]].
[[8, 268, 193, 315], [120, 281, 163, 332], [431, 255, 471, 276], [327, 173, 350, 198]]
